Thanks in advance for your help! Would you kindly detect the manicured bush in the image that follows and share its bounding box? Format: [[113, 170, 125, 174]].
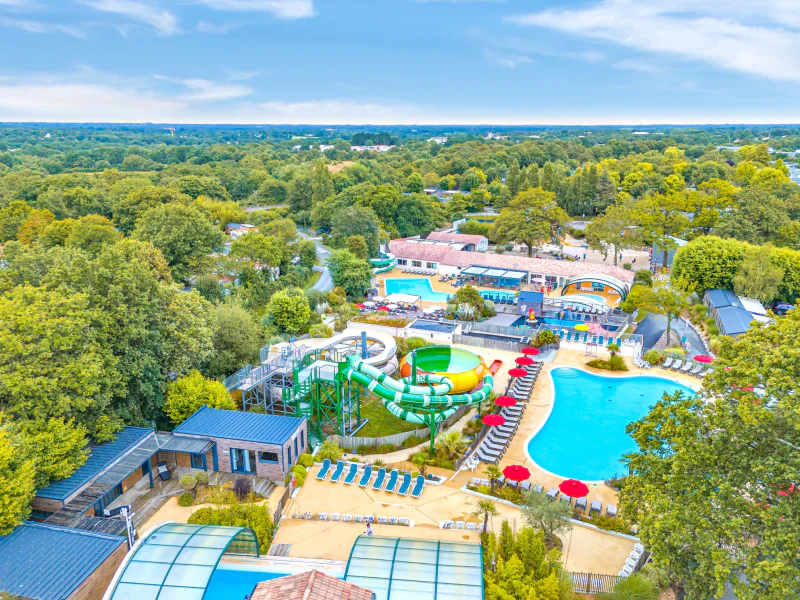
[[623, 263, 632, 270], [188, 501, 277, 553], [643, 349, 663, 365], [377, 443, 396, 454], [194, 471, 209, 485], [316, 440, 344, 462], [587, 356, 628, 371], [291, 464, 307, 478], [298, 453, 314, 468], [232, 477, 252, 500], [178, 492, 194, 507], [180, 473, 197, 491], [708, 325, 719, 335]]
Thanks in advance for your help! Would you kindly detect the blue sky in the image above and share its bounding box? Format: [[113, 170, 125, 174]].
[[1, 0, 799, 124]]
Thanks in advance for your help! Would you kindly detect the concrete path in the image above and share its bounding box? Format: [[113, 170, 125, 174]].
[[635, 314, 705, 354], [300, 232, 333, 292]]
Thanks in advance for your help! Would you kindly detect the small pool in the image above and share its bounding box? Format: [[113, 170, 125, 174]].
[[564, 293, 607, 303], [206, 565, 343, 600], [526, 368, 695, 481], [384, 278, 452, 302], [541, 318, 621, 332]]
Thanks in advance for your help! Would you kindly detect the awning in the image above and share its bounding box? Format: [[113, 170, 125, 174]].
[[504, 270, 527, 279], [156, 433, 214, 454], [482, 268, 507, 277], [461, 266, 487, 276], [383, 293, 421, 305]]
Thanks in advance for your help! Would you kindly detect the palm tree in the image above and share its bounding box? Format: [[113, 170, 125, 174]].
[[485, 465, 502, 493], [474, 500, 499, 533], [598, 573, 659, 600], [436, 431, 468, 460], [412, 453, 430, 477]]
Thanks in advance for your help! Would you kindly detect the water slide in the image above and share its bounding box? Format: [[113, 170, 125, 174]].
[[370, 246, 396, 274], [340, 347, 494, 429]]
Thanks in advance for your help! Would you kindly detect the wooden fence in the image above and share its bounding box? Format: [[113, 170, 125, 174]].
[[328, 404, 471, 450], [568, 572, 622, 594], [273, 484, 293, 523]]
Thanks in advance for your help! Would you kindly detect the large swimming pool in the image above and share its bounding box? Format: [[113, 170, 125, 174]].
[[526, 368, 695, 481], [384, 278, 452, 302], [206, 566, 343, 600]]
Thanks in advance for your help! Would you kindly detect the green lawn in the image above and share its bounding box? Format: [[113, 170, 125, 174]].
[[357, 392, 420, 437], [304, 270, 322, 290], [634, 310, 649, 322]]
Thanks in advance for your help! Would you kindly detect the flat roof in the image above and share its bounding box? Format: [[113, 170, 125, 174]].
[[482, 268, 507, 277], [174, 406, 305, 445], [0, 523, 125, 600], [409, 319, 458, 333], [717, 306, 754, 335], [705, 289, 740, 309], [37, 427, 154, 501], [461, 266, 487, 275]]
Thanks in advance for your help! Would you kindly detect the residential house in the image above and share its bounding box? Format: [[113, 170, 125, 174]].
[[225, 223, 258, 240], [703, 289, 764, 338]]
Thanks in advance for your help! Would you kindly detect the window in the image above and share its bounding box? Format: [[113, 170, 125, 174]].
[[259, 451, 278, 463], [294, 437, 298, 457], [397, 259, 407, 266], [300, 431, 305, 450], [190, 453, 204, 469], [426, 262, 436, 269], [287, 447, 293, 466], [412, 260, 422, 267]]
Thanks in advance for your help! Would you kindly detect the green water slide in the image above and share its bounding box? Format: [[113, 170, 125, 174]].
[[341, 355, 493, 454], [370, 248, 396, 274]]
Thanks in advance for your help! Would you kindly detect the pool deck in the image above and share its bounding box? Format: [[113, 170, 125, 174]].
[[374, 270, 519, 307]]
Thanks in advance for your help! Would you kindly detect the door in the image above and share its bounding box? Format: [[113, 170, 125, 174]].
[[230, 448, 256, 474]]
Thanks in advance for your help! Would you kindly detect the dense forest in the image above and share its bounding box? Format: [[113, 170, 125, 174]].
[[1, 124, 799, 568]]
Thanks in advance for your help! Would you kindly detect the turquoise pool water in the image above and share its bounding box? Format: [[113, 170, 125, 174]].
[[527, 368, 694, 481], [564, 293, 606, 303], [205, 567, 290, 600], [385, 278, 452, 302]]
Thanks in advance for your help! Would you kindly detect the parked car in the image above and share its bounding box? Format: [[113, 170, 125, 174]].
[[773, 303, 796, 316]]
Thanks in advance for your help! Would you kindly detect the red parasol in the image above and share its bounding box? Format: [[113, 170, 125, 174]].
[[377, 306, 389, 311], [521, 347, 541, 356], [508, 368, 528, 378], [355, 303, 365, 308], [515, 356, 535, 366], [559, 479, 589, 498], [495, 395, 518, 407], [503, 465, 530, 482], [482, 414, 506, 427], [694, 354, 714, 363], [733, 385, 755, 391]]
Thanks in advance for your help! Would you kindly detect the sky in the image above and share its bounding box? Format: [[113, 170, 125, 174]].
[[1, 0, 800, 125]]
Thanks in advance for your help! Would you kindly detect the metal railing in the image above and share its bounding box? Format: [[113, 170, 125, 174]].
[[453, 334, 525, 353], [568, 572, 622, 594]]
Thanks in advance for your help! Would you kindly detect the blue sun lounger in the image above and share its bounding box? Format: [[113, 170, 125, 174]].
[[330, 461, 345, 482], [384, 469, 399, 493], [316, 458, 332, 480], [398, 472, 412, 496], [372, 468, 386, 491], [358, 465, 373, 487], [411, 475, 425, 499], [343, 463, 359, 485]]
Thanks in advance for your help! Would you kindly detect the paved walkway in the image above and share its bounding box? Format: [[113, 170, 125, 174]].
[[300, 232, 333, 292], [635, 314, 705, 354]]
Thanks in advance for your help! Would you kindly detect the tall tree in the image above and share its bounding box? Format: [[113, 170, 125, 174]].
[[635, 282, 691, 345], [266, 287, 312, 333], [633, 193, 690, 268], [0, 419, 36, 535], [492, 188, 568, 256], [164, 370, 236, 425], [311, 160, 334, 203], [327, 249, 373, 298], [732, 244, 784, 304], [506, 160, 522, 198], [585, 203, 636, 266]]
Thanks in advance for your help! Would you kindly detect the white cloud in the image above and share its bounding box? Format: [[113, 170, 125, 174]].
[[195, 0, 314, 19], [508, 0, 800, 83], [196, 20, 237, 34], [154, 75, 253, 101], [80, 0, 180, 35], [0, 16, 87, 37]]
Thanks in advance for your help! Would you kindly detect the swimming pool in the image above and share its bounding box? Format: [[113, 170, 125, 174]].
[[206, 565, 343, 600], [526, 368, 694, 481], [480, 290, 516, 302], [384, 278, 452, 302]]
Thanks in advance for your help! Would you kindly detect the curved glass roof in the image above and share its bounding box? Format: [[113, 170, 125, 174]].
[[562, 274, 630, 299], [106, 523, 258, 600], [343, 536, 484, 600]]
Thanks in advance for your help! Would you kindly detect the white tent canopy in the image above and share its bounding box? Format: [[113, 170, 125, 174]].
[[383, 293, 421, 306]]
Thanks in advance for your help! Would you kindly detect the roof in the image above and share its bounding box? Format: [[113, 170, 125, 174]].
[[37, 427, 154, 501], [426, 231, 486, 245], [344, 535, 483, 600], [389, 240, 635, 282], [519, 291, 544, 304], [251, 570, 373, 600], [716, 306, 755, 336], [107, 523, 259, 600], [705, 289, 741, 309], [563, 274, 631, 299], [174, 406, 305, 445], [155, 432, 214, 454], [737, 296, 767, 316], [0, 522, 125, 600]]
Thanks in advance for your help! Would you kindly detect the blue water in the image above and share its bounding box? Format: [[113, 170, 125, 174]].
[[564, 293, 606, 302], [527, 368, 694, 481], [205, 567, 291, 600], [480, 291, 516, 301], [385, 278, 452, 302], [542, 318, 621, 332]]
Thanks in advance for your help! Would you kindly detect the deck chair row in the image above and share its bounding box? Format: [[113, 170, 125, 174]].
[[316, 460, 426, 498]]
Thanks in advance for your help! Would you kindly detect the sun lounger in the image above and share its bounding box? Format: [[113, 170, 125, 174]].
[[377, 516, 388, 525], [483, 439, 506, 454], [698, 369, 709, 379], [620, 565, 633, 576], [398, 472, 412, 496], [466, 522, 476, 531], [507, 480, 518, 489], [330, 461, 345, 482], [661, 357, 673, 369], [590, 500, 602, 515], [330, 513, 340, 521], [455, 521, 465, 530], [681, 362, 692, 373], [546, 488, 558, 500], [634, 542, 644, 554], [343, 515, 352, 522], [606, 505, 617, 517], [575, 497, 587, 512], [358, 465, 373, 487], [671, 360, 683, 371], [411, 475, 425, 498], [520, 481, 531, 492], [471, 477, 482, 486], [480, 479, 490, 487], [477, 448, 500, 464], [689, 364, 702, 376], [532, 484, 543, 494], [560, 494, 571, 505], [318, 512, 328, 520], [343, 463, 359, 485], [496, 475, 506, 487], [372, 468, 386, 491], [316, 458, 332, 480]]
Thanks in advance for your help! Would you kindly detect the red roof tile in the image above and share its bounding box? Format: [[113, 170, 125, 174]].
[[389, 240, 634, 282], [250, 570, 373, 600], [426, 231, 487, 245]]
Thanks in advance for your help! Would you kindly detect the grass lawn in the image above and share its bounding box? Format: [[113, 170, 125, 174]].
[[304, 270, 322, 290], [357, 392, 420, 437], [634, 310, 649, 322]]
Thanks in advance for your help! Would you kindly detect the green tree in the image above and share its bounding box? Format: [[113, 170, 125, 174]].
[[297, 239, 318, 268], [493, 188, 568, 256], [17, 208, 55, 245], [633, 282, 691, 345], [15, 417, 88, 489], [732, 244, 784, 304], [0, 200, 33, 242], [0, 420, 36, 535], [311, 160, 335, 203], [66, 214, 122, 255], [331, 205, 381, 256], [506, 160, 522, 198], [194, 274, 223, 303], [230, 232, 283, 267], [266, 287, 312, 333], [585, 203, 636, 265], [205, 302, 262, 379], [474, 500, 499, 533], [170, 175, 230, 200], [632, 193, 690, 268], [114, 186, 191, 234], [404, 172, 424, 193], [345, 235, 369, 259], [194, 197, 246, 230], [133, 203, 224, 281], [521, 489, 573, 540], [165, 370, 237, 425], [671, 236, 748, 295], [393, 193, 446, 237], [435, 431, 468, 459], [411, 452, 430, 476], [327, 249, 373, 298], [485, 464, 502, 493]]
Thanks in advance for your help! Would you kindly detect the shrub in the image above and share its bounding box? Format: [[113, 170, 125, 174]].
[[623, 263, 632, 270], [504, 243, 514, 251], [333, 316, 349, 332], [377, 443, 396, 454], [188, 501, 277, 553], [704, 316, 716, 327], [405, 337, 430, 353], [400, 435, 426, 449], [298, 453, 314, 468], [316, 440, 344, 462], [232, 477, 252, 500], [178, 492, 194, 507], [372, 459, 386, 467], [579, 513, 633, 534], [291, 464, 307, 478], [587, 356, 628, 371], [643, 349, 663, 365], [180, 473, 197, 491], [294, 473, 306, 487], [355, 444, 375, 454], [308, 324, 333, 338], [708, 325, 719, 335], [535, 329, 558, 347], [633, 270, 653, 287], [194, 471, 209, 485]]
